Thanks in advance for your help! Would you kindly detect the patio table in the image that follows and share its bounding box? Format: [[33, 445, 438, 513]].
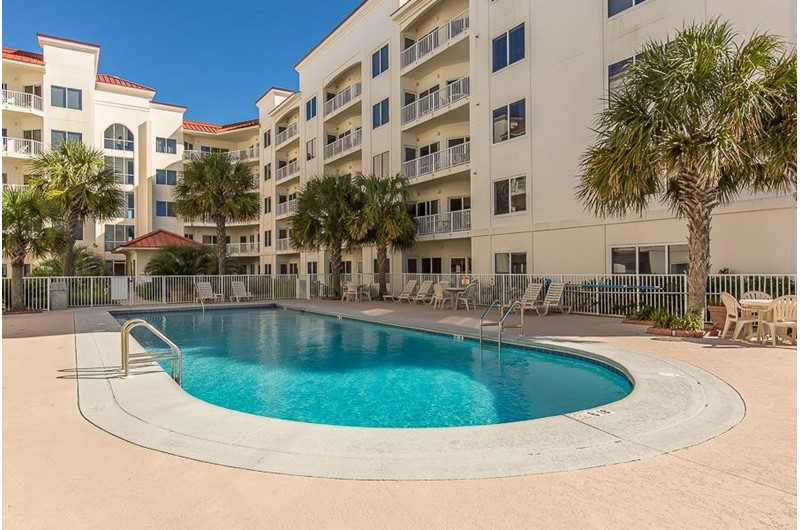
[[443, 286, 467, 309], [739, 298, 773, 343]]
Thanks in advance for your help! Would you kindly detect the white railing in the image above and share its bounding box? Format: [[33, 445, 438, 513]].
[[183, 147, 258, 162], [2, 137, 43, 158], [226, 242, 260, 255], [416, 209, 471, 236], [402, 77, 470, 125], [324, 81, 362, 117], [2, 89, 44, 113], [276, 160, 299, 181], [401, 141, 470, 180], [2, 183, 30, 192], [401, 10, 469, 69], [276, 239, 294, 252], [2, 273, 795, 317], [276, 199, 297, 216], [323, 129, 363, 161], [185, 215, 259, 227], [276, 122, 299, 146]]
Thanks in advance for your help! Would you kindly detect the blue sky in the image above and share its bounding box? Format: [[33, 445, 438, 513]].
[[3, 0, 363, 124]]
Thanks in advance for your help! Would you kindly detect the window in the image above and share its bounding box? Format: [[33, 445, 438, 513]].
[[492, 23, 525, 72], [449, 196, 471, 211], [492, 99, 526, 143], [307, 261, 318, 275], [155, 201, 175, 217], [306, 138, 316, 161], [120, 193, 135, 218], [106, 157, 134, 185], [421, 257, 442, 274], [74, 224, 84, 241], [373, 259, 390, 273], [372, 44, 389, 78], [372, 98, 389, 128], [372, 151, 390, 176], [155, 169, 178, 185], [156, 137, 177, 154], [51, 130, 82, 147], [608, 0, 648, 17], [495, 252, 527, 274], [264, 230, 272, 247], [412, 199, 439, 217], [450, 257, 470, 273], [264, 130, 271, 146], [104, 124, 134, 151], [184, 233, 194, 240], [264, 263, 272, 275], [306, 96, 317, 120], [611, 244, 689, 274], [104, 225, 134, 251], [51, 86, 82, 109], [184, 141, 194, 151], [494, 176, 526, 215], [607, 56, 642, 97], [264, 197, 272, 214]]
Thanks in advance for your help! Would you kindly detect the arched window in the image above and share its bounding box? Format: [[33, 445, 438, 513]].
[[104, 124, 134, 151]]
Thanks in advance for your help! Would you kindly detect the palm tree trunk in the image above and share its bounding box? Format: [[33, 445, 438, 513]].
[[62, 215, 80, 276], [330, 247, 343, 299], [10, 260, 25, 312], [376, 245, 388, 297], [685, 202, 713, 319], [215, 219, 227, 276]]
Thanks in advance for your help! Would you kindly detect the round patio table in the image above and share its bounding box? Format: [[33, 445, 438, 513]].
[[443, 286, 467, 309], [739, 298, 773, 343]]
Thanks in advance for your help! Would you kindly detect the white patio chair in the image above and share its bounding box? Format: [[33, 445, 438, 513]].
[[742, 291, 772, 300], [720, 292, 759, 340], [344, 282, 360, 302], [231, 281, 253, 302], [432, 284, 452, 310], [534, 283, 571, 316], [412, 280, 434, 304], [455, 282, 478, 311], [761, 295, 797, 346], [384, 280, 417, 303], [196, 281, 222, 304], [360, 283, 374, 302], [505, 282, 543, 315]]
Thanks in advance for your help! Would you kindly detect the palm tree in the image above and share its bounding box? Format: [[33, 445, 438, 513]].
[[172, 152, 260, 275], [27, 140, 125, 276], [31, 245, 109, 277], [143, 245, 216, 276], [2, 187, 63, 311], [289, 174, 361, 297], [577, 20, 796, 317], [351, 174, 417, 297]]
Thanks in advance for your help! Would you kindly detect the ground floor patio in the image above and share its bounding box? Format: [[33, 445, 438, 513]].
[[2, 302, 796, 529]]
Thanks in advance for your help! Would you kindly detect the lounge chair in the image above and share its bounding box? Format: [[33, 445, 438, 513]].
[[432, 284, 453, 309], [720, 292, 759, 340], [455, 282, 478, 311], [196, 281, 222, 304], [384, 280, 417, 303], [412, 280, 434, 304], [534, 282, 571, 316], [761, 295, 797, 346], [231, 281, 253, 302], [360, 283, 374, 302], [505, 282, 543, 314]]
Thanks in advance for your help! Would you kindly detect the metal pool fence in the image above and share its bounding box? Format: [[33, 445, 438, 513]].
[[2, 272, 795, 319]]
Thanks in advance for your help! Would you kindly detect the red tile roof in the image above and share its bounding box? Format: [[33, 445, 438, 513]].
[[114, 229, 203, 250], [183, 118, 259, 133], [96, 73, 155, 92], [2, 47, 45, 66]]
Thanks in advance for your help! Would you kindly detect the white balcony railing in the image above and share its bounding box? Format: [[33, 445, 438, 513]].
[[276, 199, 297, 217], [2, 137, 43, 158], [2, 90, 44, 113], [323, 81, 362, 117], [1, 183, 30, 192], [402, 77, 469, 125], [401, 10, 469, 69], [183, 147, 258, 162], [276, 238, 294, 252], [416, 209, 471, 236], [276, 160, 299, 181], [401, 141, 470, 180], [227, 242, 260, 255], [323, 129, 362, 161], [275, 122, 299, 146]]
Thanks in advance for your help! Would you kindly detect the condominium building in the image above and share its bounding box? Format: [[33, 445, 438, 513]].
[[4, 0, 796, 278]]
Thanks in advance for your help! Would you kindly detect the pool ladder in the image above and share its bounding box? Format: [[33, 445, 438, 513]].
[[120, 319, 182, 386], [480, 300, 524, 349]]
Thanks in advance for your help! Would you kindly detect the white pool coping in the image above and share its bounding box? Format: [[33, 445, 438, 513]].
[[73, 303, 745, 480]]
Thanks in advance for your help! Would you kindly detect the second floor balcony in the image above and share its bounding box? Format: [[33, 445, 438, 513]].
[[276, 122, 299, 146], [276, 238, 295, 252], [401, 141, 470, 181], [223, 242, 260, 256], [416, 209, 471, 237], [276, 199, 297, 217], [2, 89, 44, 115], [324, 81, 362, 118], [401, 10, 469, 71], [183, 146, 259, 163], [276, 160, 300, 182], [323, 128, 362, 162], [402, 76, 470, 127], [2, 137, 43, 159]]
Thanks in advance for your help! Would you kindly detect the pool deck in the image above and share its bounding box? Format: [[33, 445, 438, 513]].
[[4, 301, 797, 528]]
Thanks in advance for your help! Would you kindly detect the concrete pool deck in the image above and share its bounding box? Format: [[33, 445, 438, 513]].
[[3, 303, 797, 528]]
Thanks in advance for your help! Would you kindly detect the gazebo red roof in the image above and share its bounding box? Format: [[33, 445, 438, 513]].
[[113, 229, 202, 251]]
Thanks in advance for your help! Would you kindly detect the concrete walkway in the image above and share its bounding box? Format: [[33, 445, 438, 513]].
[[3, 307, 796, 529]]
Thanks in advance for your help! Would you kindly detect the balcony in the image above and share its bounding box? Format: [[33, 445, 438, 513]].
[[401, 141, 470, 181], [1, 183, 30, 192], [416, 209, 471, 237], [276, 160, 300, 182], [402, 77, 469, 127], [400, 10, 469, 72], [2, 90, 44, 115], [323, 129, 362, 162], [275, 122, 299, 146], [183, 146, 259, 163], [2, 137, 43, 159], [227, 242, 260, 256], [276, 238, 295, 252], [276, 199, 297, 217], [323, 81, 362, 118], [186, 215, 259, 227]]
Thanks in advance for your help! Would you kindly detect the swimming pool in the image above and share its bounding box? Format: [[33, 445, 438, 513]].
[[117, 307, 632, 428]]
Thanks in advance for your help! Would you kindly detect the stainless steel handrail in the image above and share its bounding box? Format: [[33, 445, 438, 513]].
[[479, 300, 502, 344], [120, 319, 182, 385]]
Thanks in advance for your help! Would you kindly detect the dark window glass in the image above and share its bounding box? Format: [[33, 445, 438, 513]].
[[509, 99, 526, 139], [509, 24, 525, 64], [66, 88, 82, 110], [51, 86, 66, 108], [492, 33, 508, 72]]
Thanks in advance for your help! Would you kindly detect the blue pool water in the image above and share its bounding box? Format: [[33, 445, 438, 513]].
[[116, 308, 632, 428]]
